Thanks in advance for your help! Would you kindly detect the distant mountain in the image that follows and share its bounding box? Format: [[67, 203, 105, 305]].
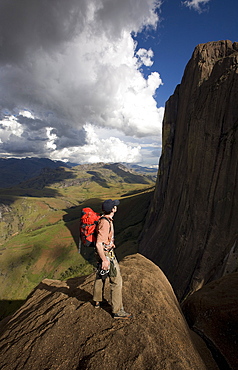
[[0, 161, 155, 192], [0, 157, 74, 188], [0, 158, 156, 189], [124, 163, 158, 179]]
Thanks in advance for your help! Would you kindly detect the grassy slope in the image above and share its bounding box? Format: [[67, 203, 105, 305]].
[[0, 164, 155, 319]]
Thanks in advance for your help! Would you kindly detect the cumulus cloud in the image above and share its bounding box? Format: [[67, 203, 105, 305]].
[[182, 0, 211, 13], [0, 0, 163, 164], [136, 48, 154, 67], [50, 124, 142, 164]]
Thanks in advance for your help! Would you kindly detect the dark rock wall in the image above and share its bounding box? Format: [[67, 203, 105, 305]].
[[182, 272, 238, 370], [139, 40, 238, 300]]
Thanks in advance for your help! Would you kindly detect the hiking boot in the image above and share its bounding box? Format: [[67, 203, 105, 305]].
[[95, 298, 109, 308], [113, 309, 132, 319], [95, 301, 100, 308]]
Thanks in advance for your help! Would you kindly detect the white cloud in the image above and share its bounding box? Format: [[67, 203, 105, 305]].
[[46, 128, 57, 151], [182, 0, 211, 13], [0, 116, 23, 142], [50, 124, 142, 164], [0, 0, 163, 165], [19, 110, 35, 119], [72, 124, 162, 165], [136, 48, 154, 67]]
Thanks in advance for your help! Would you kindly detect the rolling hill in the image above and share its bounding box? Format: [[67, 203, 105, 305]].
[[0, 162, 155, 319], [0, 157, 73, 188]]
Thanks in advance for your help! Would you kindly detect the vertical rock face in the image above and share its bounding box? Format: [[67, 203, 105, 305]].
[[139, 40, 238, 300], [182, 272, 238, 370]]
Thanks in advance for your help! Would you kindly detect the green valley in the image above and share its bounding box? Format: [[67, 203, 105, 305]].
[[0, 162, 155, 319]]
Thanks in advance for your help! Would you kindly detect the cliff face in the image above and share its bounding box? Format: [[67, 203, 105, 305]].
[[182, 272, 238, 370], [139, 40, 238, 300]]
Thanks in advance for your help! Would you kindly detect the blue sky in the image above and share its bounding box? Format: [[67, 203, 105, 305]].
[[0, 0, 237, 167], [136, 0, 238, 107]]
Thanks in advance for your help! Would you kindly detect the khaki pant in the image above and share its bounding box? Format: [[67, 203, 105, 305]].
[[93, 257, 123, 314]]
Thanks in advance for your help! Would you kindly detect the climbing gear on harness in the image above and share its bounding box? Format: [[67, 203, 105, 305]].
[[105, 250, 117, 277]]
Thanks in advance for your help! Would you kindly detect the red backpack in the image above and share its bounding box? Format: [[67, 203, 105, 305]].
[[79, 207, 101, 247]]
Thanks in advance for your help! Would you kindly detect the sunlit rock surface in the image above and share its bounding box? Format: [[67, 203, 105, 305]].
[[0, 254, 217, 370]]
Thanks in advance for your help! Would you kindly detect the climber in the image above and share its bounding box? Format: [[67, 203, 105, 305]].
[[93, 199, 132, 319]]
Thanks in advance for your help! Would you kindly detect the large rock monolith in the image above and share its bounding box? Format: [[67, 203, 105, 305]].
[[139, 40, 238, 300]]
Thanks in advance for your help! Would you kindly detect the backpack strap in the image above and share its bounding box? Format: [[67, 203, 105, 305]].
[[99, 216, 112, 233], [98, 216, 113, 249]]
